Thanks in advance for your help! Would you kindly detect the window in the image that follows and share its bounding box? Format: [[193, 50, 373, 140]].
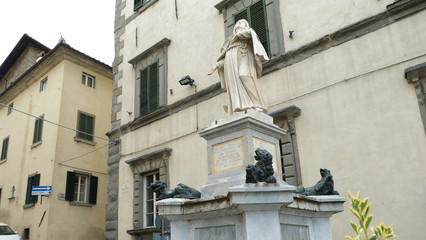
[[82, 73, 95, 88], [23, 228, 30, 240], [32, 115, 44, 144], [234, 0, 270, 56], [143, 171, 159, 227], [140, 62, 159, 115], [10, 185, 15, 198], [40, 77, 47, 92], [0, 188, 2, 203], [76, 112, 95, 142], [215, 0, 284, 58], [25, 174, 40, 205], [65, 171, 98, 204], [1, 137, 9, 161], [129, 38, 170, 117], [134, 0, 143, 10], [7, 103, 13, 115], [125, 147, 171, 231]]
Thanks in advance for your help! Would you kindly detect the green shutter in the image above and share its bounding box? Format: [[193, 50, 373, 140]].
[[88, 175, 98, 204], [140, 62, 159, 115], [149, 62, 159, 111], [65, 171, 76, 201], [134, 0, 143, 11], [234, 0, 270, 57], [234, 9, 248, 24], [77, 113, 94, 141], [77, 113, 86, 139], [86, 115, 94, 141], [33, 116, 44, 144], [250, 0, 270, 56], [140, 68, 149, 115], [1, 137, 9, 160]]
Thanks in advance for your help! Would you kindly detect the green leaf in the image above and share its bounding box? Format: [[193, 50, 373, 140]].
[[364, 214, 373, 229], [350, 221, 359, 234]]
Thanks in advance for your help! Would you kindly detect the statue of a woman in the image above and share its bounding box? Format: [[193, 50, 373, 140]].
[[209, 19, 269, 114]]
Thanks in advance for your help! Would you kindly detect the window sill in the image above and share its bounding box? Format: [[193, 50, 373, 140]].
[[30, 141, 42, 149], [23, 203, 35, 209], [74, 137, 97, 146], [8, 197, 15, 200], [127, 227, 160, 236], [0, 159, 6, 165], [69, 201, 93, 207]]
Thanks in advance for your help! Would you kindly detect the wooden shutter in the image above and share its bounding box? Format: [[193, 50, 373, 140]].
[[86, 115, 94, 141], [234, 9, 248, 24], [77, 113, 86, 139], [30, 174, 40, 204], [250, 0, 270, 56], [65, 171, 76, 201], [140, 68, 149, 115], [33, 118, 40, 143], [88, 176, 98, 204], [149, 62, 159, 112], [1, 137, 8, 160], [134, 0, 143, 11], [25, 177, 32, 204]]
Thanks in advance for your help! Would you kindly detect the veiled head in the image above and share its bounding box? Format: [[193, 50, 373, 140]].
[[233, 19, 250, 34]]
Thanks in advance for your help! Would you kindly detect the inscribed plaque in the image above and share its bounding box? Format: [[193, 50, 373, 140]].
[[212, 137, 244, 173]]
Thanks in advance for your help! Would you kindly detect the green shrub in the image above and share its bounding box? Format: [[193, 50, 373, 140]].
[[345, 191, 396, 240]]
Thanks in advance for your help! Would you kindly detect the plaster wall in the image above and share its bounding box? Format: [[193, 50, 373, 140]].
[[262, 12, 426, 239], [0, 62, 64, 239], [281, 0, 395, 51], [46, 59, 112, 240], [0, 55, 112, 240]]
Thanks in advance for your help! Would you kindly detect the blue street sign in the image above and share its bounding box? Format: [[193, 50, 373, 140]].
[[32, 186, 52, 195]]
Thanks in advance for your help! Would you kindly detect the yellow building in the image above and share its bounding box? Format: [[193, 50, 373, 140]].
[[0, 34, 113, 240], [107, 0, 426, 239]]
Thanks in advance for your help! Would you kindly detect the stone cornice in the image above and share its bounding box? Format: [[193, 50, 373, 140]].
[[262, 0, 426, 75], [128, 38, 171, 65], [405, 62, 426, 83]]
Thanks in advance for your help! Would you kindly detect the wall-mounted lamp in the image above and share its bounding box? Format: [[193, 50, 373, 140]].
[[179, 75, 195, 86], [289, 31, 295, 39], [127, 111, 132, 115]]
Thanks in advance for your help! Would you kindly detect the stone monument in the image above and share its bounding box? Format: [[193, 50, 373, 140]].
[[156, 20, 345, 240]]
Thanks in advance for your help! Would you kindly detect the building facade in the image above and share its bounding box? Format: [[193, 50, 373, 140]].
[[0, 34, 113, 240], [108, 0, 426, 239]]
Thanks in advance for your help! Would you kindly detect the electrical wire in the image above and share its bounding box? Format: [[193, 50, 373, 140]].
[[0, 102, 110, 142]]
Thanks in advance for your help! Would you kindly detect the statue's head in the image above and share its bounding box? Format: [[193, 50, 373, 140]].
[[150, 180, 167, 192], [234, 19, 250, 34], [254, 148, 273, 164]]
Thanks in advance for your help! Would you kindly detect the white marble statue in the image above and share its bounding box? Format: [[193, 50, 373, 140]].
[[209, 19, 269, 115]]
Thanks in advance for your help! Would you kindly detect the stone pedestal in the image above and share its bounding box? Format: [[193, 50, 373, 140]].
[[156, 109, 346, 240], [199, 109, 287, 197], [157, 185, 345, 240]]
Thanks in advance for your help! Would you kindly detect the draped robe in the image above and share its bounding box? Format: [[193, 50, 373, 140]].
[[215, 27, 269, 114]]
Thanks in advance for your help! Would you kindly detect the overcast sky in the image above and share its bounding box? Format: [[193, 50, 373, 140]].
[[0, 0, 115, 66]]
